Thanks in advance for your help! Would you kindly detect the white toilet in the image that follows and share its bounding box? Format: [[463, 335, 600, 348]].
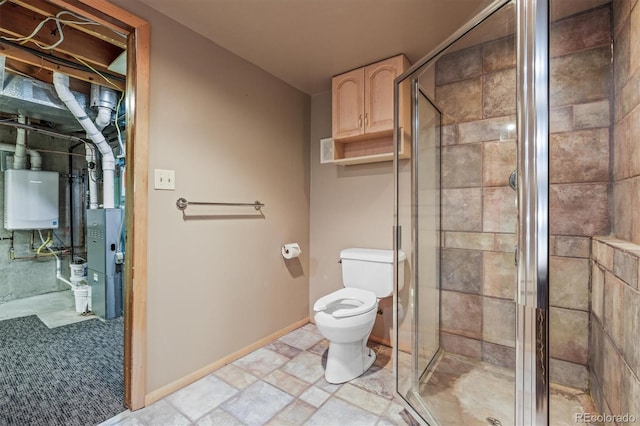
[[313, 248, 405, 384]]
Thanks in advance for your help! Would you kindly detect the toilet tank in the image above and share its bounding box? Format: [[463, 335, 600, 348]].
[[340, 248, 406, 298]]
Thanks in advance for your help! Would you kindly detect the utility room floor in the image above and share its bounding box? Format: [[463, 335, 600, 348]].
[[0, 290, 96, 328]]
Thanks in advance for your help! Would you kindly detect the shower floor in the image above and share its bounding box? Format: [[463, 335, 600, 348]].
[[399, 351, 597, 425]]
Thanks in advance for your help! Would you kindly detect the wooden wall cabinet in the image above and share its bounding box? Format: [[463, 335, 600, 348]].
[[330, 54, 410, 165]]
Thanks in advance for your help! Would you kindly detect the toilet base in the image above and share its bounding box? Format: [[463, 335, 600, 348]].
[[324, 338, 377, 384]]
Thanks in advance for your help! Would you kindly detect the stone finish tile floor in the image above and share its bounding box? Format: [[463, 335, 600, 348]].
[[101, 323, 419, 426]]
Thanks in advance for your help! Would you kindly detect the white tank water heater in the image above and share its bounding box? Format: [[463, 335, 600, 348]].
[[3, 169, 59, 230]]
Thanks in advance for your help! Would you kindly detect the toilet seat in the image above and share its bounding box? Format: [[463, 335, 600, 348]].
[[313, 288, 377, 318]]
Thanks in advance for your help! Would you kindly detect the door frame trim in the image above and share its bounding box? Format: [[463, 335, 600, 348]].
[[51, 0, 150, 410]]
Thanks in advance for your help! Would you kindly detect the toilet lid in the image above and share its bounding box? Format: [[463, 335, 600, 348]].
[[313, 287, 377, 318]]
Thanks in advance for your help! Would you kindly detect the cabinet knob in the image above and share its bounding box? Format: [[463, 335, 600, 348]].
[[365, 113, 369, 129], [358, 114, 363, 130]]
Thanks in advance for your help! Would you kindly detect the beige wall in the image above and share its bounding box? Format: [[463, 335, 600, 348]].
[[309, 91, 399, 341], [111, 0, 310, 396]]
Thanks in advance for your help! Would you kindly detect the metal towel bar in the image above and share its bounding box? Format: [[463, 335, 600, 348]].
[[176, 197, 264, 211]]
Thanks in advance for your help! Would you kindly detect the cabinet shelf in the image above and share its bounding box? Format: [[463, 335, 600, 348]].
[[330, 128, 409, 166]]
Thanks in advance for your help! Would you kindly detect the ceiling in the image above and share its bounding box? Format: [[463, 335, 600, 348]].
[[0, 0, 613, 99], [138, 0, 494, 95]]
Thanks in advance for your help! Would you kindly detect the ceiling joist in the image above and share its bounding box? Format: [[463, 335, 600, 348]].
[[0, 0, 126, 91], [0, 1, 125, 72], [9, 0, 127, 49], [0, 41, 126, 91]]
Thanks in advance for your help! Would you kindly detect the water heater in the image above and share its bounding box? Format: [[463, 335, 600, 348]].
[[3, 169, 59, 230]]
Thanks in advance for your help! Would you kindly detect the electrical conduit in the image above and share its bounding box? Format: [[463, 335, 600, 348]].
[[53, 72, 115, 209]]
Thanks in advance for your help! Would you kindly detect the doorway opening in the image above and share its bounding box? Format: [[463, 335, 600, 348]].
[[0, 0, 149, 421]]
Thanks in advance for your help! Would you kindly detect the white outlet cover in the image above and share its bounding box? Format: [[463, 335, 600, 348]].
[[154, 169, 175, 190]]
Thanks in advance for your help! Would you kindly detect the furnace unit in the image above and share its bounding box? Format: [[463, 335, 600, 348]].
[[86, 208, 123, 319]]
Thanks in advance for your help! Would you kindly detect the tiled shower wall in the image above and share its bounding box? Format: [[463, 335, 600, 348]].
[[435, 31, 519, 369], [435, 5, 612, 389], [589, 0, 640, 419], [547, 6, 611, 389]]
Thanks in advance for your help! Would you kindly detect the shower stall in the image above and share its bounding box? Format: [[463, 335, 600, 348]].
[[394, 0, 622, 424]]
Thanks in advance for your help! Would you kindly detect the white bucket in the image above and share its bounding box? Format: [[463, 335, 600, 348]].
[[73, 286, 90, 313], [69, 261, 87, 283]]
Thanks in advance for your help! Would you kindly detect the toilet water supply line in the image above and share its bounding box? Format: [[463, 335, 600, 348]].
[[53, 72, 115, 209]]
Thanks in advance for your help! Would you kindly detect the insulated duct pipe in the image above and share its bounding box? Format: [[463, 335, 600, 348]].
[[91, 84, 118, 132], [13, 115, 27, 170], [0, 142, 42, 171], [53, 72, 115, 209]]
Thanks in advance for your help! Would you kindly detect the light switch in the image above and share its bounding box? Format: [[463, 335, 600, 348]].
[[154, 169, 175, 190]]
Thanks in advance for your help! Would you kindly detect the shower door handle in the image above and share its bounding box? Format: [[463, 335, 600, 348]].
[[509, 170, 517, 191], [393, 225, 402, 251]]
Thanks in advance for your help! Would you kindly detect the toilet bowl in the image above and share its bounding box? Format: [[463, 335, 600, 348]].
[[313, 248, 405, 384], [314, 287, 379, 383]]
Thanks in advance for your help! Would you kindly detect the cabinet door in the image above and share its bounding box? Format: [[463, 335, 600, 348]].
[[364, 55, 405, 135], [332, 67, 364, 140]]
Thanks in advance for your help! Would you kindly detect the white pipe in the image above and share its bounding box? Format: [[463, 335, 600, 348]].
[[0, 142, 42, 171], [29, 149, 42, 171], [38, 230, 75, 291], [13, 115, 27, 170], [95, 107, 112, 131], [91, 84, 117, 132], [53, 72, 115, 209], [85, 143, 99, 209], [55, 258, 77, 290]]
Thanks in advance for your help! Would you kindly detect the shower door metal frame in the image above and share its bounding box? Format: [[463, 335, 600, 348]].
[[393, 0, 550, 424], [515, 0, 549, 424]]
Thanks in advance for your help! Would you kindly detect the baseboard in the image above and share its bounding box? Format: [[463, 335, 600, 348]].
[[143, 316, 310, 407]]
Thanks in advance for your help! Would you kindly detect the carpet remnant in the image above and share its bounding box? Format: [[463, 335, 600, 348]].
[[0, 315, 125, 426]]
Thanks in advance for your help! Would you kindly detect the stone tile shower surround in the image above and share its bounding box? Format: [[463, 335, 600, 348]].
[[436, 31, 519, 372], [435, 5, 612, 390], [591, 237, 640, 420], [588, 0, 640, 420]]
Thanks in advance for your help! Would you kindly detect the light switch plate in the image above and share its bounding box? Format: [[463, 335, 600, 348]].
[[154, 169, 175, 190]]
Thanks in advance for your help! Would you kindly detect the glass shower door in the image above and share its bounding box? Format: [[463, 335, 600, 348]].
[[394, 1, 525, 424], [395, 84, 441, 401]]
